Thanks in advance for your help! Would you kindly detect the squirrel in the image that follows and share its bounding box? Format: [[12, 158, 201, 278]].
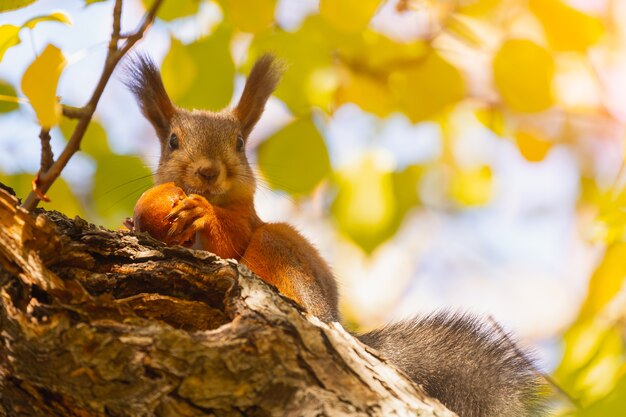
[[123, 53, 544, 417]]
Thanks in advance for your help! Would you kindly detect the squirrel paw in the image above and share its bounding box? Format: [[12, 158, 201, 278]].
[[165, 194, 210, 246]]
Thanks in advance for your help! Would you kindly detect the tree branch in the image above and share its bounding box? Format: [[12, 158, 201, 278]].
[[0, 187, 457, 416], [21, 0, 164, 212]]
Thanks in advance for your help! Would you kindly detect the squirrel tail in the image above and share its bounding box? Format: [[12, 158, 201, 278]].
[[358, 312, 546, 417]]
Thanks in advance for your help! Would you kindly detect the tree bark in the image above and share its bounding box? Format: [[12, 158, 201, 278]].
[[0, 187, 456, 417]]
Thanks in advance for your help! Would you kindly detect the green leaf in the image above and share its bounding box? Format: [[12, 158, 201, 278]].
[[0, 80, 19, 113], [331, 153, 396, 253], [493, 39, 555, 113], [390, 49, 465, 122], [221, 0, 276, 34], [60, 118, 111, 158], [0, 0, 37, 12], [258, 116, 331, 196], [21, 11, 73, 30], [142, 0, 201, 22], [162, 27, 234, 110], [331, 162, 422, 254], [0, 25, 21, 63], [93, 154, 152, 229], [21, 44, 66, 128], [251, 16, 344, 114], [579, 374, 626, 417], [0, 173, 85, 218]]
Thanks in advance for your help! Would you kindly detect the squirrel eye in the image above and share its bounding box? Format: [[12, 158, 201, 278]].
[[169, 133, 179, 150], [236, 134, 245, 152]]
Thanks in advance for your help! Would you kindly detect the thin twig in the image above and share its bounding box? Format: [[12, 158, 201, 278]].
[[31, 128, 53, 202], [61, 105, 88, 119], [39, 128, 53, 172], [119, 0, 162, 56], [21, 0, 164, 211], [108, 0, 123, 54], [485, 316, 582, 410]]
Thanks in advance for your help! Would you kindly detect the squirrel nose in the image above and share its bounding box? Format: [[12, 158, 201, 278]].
[[195, 164, 220, 184]]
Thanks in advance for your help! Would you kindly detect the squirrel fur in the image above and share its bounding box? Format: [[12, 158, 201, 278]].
[[124, 53, 544, 416]]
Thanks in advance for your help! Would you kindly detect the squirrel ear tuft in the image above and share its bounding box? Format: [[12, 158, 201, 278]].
[[122, 53, 175, 139], [234, 54, 284, 138]]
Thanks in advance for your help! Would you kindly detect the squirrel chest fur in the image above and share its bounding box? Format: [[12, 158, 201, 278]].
[[125, 53, 544, 417]]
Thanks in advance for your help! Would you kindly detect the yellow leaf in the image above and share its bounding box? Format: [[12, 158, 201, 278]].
[[493, 39, 554, 113], [320, 0, 381, 33], [21, 44, 66, 128], [514, 130, 552, 162], [0, 0, 36, 12], [529, 0, 604, 52], [579, 242, 626, 320], [143, 0, 200, 21], [449, 165, 492, 206], [446, 14, 486, 48], [161, 27, 234, 110], [458, 0, 500, 17], [390, 50, 464, 122], [22, 11, 73, 29], [222, 0, 276, 34], [0, 25, 21, 63], [555, 319, 623, 403], [305, 67, 340, 110], [475, 106, 506, 136], [336, 67, 394, 117], [333, 32, 427, 116], [593, 188, 626, 243], [338, 31, 428, 72]]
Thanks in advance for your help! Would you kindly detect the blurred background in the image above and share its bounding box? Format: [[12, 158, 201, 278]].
[[1, 0, 625, 414]]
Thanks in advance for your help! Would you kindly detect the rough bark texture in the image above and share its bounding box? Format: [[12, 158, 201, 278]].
[[0, 187, 456, 417]]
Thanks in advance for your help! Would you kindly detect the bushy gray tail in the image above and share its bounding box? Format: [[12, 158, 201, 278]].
[[358, 312, 545, 417]]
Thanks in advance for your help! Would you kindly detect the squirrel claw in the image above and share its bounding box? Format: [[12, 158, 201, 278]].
[[165, 194, 210, 245], [122, 217, 135, 232]]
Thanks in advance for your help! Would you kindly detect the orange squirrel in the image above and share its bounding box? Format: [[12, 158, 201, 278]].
[[124, 54, 544, 416]]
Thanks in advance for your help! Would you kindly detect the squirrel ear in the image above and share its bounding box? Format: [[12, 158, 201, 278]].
[[234, 54, 283, 138], [123, 53, 175, 139]]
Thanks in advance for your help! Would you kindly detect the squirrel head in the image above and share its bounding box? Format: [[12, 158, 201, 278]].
[[124, 54, 282, 207]]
